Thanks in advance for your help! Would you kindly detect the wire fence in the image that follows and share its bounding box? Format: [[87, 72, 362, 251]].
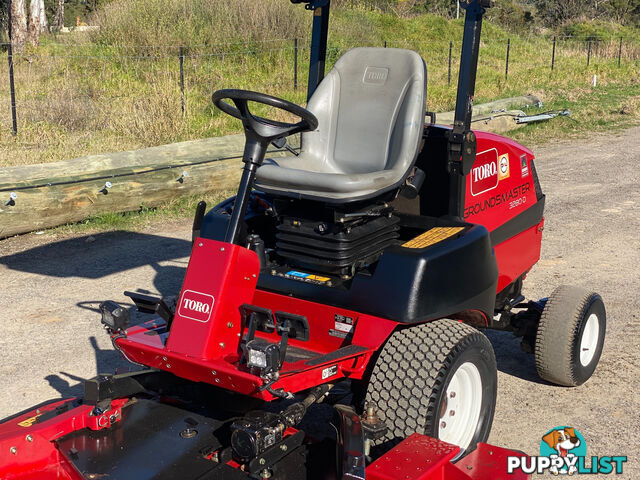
[[0, 35, 639, 137]]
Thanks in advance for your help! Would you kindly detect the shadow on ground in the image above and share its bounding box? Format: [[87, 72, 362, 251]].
[[485, 330, 547, 385], [45, 336, 138, 398], [0, 231, 190, 296]]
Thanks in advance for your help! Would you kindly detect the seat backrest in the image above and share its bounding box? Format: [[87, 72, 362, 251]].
[[302, 47, 426, 175]]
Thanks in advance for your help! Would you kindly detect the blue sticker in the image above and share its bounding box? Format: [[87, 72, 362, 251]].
[[286, 270, 309, 278]]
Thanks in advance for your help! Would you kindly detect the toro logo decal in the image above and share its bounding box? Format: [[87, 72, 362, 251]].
[[178, 290, 215, 323], [471, 148, 499, 196]]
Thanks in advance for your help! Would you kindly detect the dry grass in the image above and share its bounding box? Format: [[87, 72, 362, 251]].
[[0, 6, 638, 168]]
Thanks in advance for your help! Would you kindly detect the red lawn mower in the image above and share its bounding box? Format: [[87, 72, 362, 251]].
[[0, 1, 606, 479]]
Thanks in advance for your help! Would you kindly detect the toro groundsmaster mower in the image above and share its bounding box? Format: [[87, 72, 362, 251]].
[[0, 1, 606, 479]]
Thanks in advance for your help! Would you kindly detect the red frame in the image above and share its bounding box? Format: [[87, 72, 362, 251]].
[[0, 401, 529, 480]]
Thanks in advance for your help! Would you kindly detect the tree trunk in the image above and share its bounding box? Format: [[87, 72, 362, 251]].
[[39, 0, 48, 32], [52, 0, 64, 31], [10, 0, 28, 54], [28, 0, 41, 47]]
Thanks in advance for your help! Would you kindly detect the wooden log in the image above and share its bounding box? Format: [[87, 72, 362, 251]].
[[434, 95, 542, 132], [0, 134, 298, 238]]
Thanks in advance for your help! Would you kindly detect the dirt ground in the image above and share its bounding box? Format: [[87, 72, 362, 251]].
[[0, 127, 638, 478]]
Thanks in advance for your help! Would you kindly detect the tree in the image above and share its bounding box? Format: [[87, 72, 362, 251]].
[[51, 0, 62, 31], [39, 0, 48, 32], [28, 0, 40, 45], [10, 0, 28, 53]]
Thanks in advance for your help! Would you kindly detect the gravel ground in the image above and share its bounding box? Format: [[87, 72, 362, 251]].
[[0, 127, 638, 478]]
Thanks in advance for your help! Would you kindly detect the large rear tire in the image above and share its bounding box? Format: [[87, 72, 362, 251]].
[[362, 319, 497, 456], [535, 285, 606, 386]]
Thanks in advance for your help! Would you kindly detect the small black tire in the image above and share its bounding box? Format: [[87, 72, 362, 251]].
[[535, 285, 606, 387], [362, 319, 497, 456]]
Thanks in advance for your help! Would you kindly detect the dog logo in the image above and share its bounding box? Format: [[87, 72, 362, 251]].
[[540, 427, 586, 475]]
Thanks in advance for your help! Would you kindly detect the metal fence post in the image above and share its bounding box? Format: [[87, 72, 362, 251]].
[[587, 40, 591, 66], [448, 41, 453, 86], [294, 38, 298, 91], [179, 45, 185, 116], [551, 36, 556, 71], [505, 38, 510, 81], [384, 41, 387, 48], [7, 41, 18, 135], [618, 37, 622, 67]]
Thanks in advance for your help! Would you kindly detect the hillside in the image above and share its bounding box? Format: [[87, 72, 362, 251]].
[[0, 1, 639, 166]]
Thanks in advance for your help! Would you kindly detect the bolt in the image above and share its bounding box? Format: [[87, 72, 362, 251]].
[[25, 434, 33, 442], [219, 342, 225, 348], [440, 421, 446, 429], [252, 274, 256, 278], [449, 391, 456, 398], [109, 415, 117, 423], [227, 322, 234, 328], [4, 192, 17, 206], [260, 468, 272, 479], [280, 444, 288, 452], [198, 242, 203, 247], [162, 356, 167, 361], [10, 446, 17, 455], [466, 465, 473, 470], [449, 410, 455, 416], [211, 370, 217, 375], [259, 458, 266, 465], [220, 247, 225, 251], [215, 378, 220, 383], [166, 364, 171, 368]]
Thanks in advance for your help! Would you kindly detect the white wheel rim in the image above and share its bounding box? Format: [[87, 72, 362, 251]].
[[438, 362, 483, 452], [580, 314, 599, 367]]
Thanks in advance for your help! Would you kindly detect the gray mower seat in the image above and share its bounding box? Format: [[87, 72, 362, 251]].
[[255, 47, 426, 203]]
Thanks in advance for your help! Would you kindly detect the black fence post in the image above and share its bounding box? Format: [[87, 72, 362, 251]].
[[384, 41, 387, 48], [587, 40, 591, 66], [179, 45, 185, 115], [294, 38, 298, 91], [7, 41, 18, 135], [618, 36, 622, 67], [505, 38, 510, 81], [448, 41, 452, 86], [551, 36, 556, 71], [7, 0, 18, 136]]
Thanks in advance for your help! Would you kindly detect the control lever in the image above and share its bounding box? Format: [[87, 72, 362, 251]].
[[271, 137, 299, 156]]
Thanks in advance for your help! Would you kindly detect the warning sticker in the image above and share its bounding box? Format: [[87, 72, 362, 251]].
[[402, 227, 465, 249], [498, 153, 510, 180], [322, 365, 338, 380], [18, 414, 42, 428], [307, 274, 330, 283]]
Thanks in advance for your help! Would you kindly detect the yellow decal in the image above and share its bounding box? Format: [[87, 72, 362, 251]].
[[307, 275, 330, 282], [402, 227, 465, 249], [498, 153, 510, 180], [18, 414, 42, 427]]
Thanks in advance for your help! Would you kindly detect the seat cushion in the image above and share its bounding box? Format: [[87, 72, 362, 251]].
[[257, 155, 399, 199], [255, 47, 426, 203]]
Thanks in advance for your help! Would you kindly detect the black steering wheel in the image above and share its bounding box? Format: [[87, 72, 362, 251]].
[[212, 89, 318, 143]]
